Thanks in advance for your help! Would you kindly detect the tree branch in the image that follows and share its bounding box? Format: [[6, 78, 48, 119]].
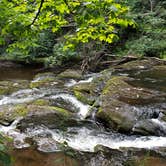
[[29, 0, 44, 27], [149, 0, 153, 12]]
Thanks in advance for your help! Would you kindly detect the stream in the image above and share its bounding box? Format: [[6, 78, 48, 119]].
[[0, 60, 166, 166]]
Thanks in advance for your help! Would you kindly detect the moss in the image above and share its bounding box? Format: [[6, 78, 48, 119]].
[[0, 81, 16, 95], [32, 99, 49, 106], [74, 90, 94, 105], [50, 106, 71, 117], [30, 72, 57, 88], [0, 111, 5, 119], [0, 80, 29, 95], [30, 77, 55, 88], [102, 76, 128, 95], [12, 105, 28, 117]]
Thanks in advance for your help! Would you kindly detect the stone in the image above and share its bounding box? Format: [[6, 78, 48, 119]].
[[113, 57, 166, 71], [57, 69, 83, 80], [133, 119, 166, 136], [96, 76, 166, 133], [0, 80, 29, 95]]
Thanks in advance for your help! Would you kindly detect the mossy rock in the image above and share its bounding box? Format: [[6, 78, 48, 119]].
[[30, 72, 58, 88], [73, 83, 95, 105], [31, 99, 50, 106], [96, 76, 165, 133], [0, 104, 29, 123], [114, 58, 166, 71], [0, 80, 29, 95], [72, 71, 112, 105], [0, 103, 71, 126], [57, 69, 83, 80], [17, 105, 73, 131]]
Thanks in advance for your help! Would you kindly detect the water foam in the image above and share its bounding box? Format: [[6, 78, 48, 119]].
[[0, 89, 45, 105], [65, 77, 93, 87], [0, 117, 29, 148], [49, 127, 166, 152], [1, 119, 166, 152], [50, 94, 90, 118]]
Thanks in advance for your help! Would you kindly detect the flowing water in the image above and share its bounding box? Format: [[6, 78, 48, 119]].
[[0, 65, 166, 165]]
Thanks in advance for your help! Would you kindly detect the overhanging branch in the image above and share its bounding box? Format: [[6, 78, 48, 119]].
[[29, 0, 44, 27]]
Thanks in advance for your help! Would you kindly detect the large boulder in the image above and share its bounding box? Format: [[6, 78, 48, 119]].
[[96, 76, 166, 134], [0, 99, 72, 129], [17, 105, 72, 131], [113, 57, 166, 71]]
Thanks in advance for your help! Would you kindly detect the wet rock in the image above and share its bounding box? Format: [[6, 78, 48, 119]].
[[30, 72, 63, 89], [57, 69, 83, 80], [10, 148, 79, 166], [17, 105, 72, 131], [78, 146, 166, 166], [0, 103, 72, 128], [125, 65, 166, 93], [72, 72, 112, 105], [114, 57, 166, 71], [79, 145, 166, 166], [96, 76, 166, 133], [79, 147, 125, 166], [133, 119, 166, 136], [73, 83, 95, 105], [0, 80, 29, 95], [0, 104, 28, 125], [49, 96, 80, 113]]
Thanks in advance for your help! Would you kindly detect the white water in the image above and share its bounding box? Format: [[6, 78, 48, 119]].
[[152, 119, 166, 127], [50, 94, 91, 118], [0, 89, 45, 105], [0, 117, 29, 149], [0, 118, 166, 152], [65, 77, 93, 87], [50, 127, 166, 152], [0, 75, 166, 153]]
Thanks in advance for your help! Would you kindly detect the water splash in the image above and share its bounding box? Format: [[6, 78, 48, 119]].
[[1, 118, 166, 152], [0, 89, 45, 105], [49, 127, 166, 152], [0, 117, 29, 148], [65, 77, 93, 87], [50, 94, 90, 118]]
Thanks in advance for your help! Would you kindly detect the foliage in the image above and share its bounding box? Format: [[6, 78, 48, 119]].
[[0, 0, 134, 64], [0, 134, 11, 166], [45, 42, 78, 66], [113, 0, 166, 58]]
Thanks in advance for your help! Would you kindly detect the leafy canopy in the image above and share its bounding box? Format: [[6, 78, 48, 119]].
[[0, 0, 134, 58]]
